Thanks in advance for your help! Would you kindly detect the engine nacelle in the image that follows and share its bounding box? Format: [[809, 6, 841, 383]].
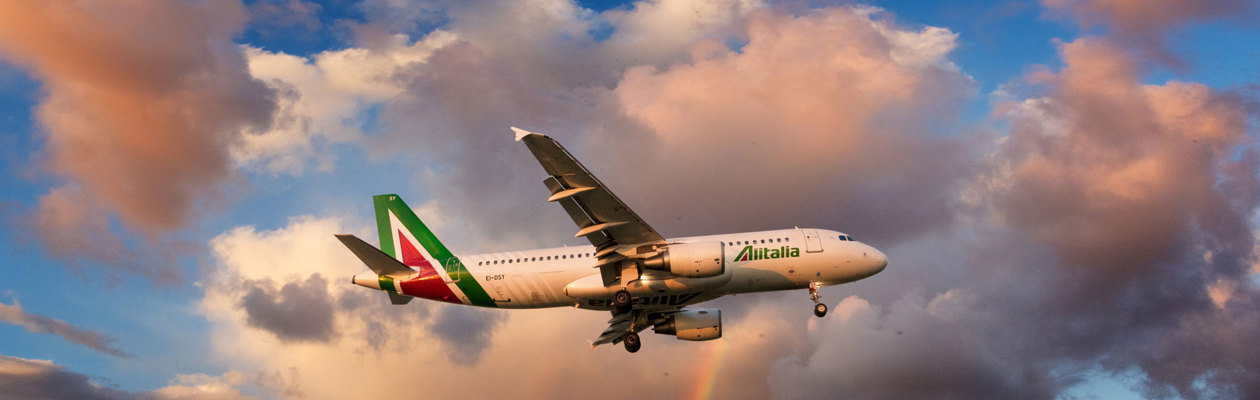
[[653, 309, 721, 341], [641, 242, 724, 278]]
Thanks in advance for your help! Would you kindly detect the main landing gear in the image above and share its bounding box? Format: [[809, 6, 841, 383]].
[[611, 289, 639, 352], [612, 289, 632, 313], [623, 332, 641, 353], [809, 282, 827, 318]]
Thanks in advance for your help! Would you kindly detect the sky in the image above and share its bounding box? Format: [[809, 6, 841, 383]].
[[0, 0, 1258, 399]]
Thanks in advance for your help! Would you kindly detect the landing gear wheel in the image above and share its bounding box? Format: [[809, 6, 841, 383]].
[[623, 332, 641, 353], [814, 302, 828, 318], [612, 289, 632, 312]]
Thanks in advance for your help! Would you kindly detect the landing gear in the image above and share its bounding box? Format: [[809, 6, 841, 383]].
[[612, 289, 632, 313], [623, 332, 641, 353], [809, 282, 826, 318]]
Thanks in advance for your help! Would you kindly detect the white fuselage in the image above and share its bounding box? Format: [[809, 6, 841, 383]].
[[439, 228, 887, 310]]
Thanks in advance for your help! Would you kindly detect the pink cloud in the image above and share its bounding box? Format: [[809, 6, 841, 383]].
[[0, 0, 277, 278], [1041, 0, 1254, 65]]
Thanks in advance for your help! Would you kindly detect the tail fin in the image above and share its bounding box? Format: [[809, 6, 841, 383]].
[[371, 194, 496, 307], [374, 194, 455, 266]]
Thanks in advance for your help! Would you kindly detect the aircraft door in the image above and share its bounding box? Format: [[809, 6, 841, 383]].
[[803, 229, 823, 253], [443, 258, 462, 283]]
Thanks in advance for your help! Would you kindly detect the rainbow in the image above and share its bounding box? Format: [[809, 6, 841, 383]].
[[686, 339, 731, 400]]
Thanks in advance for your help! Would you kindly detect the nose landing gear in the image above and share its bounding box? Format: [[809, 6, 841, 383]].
[[809, 282, 827, 318]]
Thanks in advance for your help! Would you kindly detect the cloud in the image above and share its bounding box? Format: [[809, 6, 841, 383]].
[[0, 300, 129, 358], [610, 6, 974, 243], [427, 306, 504, 365], [1041, 0, 1255, 65], [770, 294, 1054, 399], [0, 356, 132, 400], [954, 37, 1260, 397], [0, 0, 276, 278], [238, 274, 337, 343], [203, 216, 502, 366], [247, 0, 323, 38], [235, 31, 457, 174], [750, 30, 1260, 400], [0, 355, 255, 400], [367, 5, 975, 253], [32, 185, 183, 284]]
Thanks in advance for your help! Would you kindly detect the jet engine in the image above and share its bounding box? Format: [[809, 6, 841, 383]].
[[641, 242, 724, 278], [653, 309, 721, 341]]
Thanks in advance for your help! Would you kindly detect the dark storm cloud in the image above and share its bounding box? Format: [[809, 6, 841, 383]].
[[238, 274, 337, 343], [0, 356, 131, 400], [428, 307, 505, 365], [0, 355, 254, 400], [0, 301, 129, 358]]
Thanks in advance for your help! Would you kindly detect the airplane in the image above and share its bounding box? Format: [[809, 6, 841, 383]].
[[336, 127, 888, 353]]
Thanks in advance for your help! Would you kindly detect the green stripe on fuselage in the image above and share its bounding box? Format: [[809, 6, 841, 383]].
[[373, 194, 496, 307]]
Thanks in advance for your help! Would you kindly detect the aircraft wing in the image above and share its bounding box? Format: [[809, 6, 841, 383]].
[[513, 127, 665, 256]]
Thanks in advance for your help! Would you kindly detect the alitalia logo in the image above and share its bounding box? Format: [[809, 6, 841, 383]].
[[733, 245, 801, 262]]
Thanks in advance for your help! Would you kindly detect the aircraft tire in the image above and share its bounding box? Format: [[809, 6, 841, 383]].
[[623, 332, 641, 353], [612, 290, 632, 310], [814, 303, 828, 318]]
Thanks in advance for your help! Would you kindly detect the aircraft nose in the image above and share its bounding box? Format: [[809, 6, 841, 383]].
[[868, 246, 888, 274]]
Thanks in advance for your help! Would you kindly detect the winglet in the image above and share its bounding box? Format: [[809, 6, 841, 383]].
[[510, 126, 537, 142]]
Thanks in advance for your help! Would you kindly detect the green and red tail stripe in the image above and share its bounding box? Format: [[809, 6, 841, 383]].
[[374, 194, 496, 307]]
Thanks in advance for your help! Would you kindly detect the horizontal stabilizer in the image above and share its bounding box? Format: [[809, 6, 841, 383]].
[[335, 234, 415, 276], [388, 292, 413, 305]]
